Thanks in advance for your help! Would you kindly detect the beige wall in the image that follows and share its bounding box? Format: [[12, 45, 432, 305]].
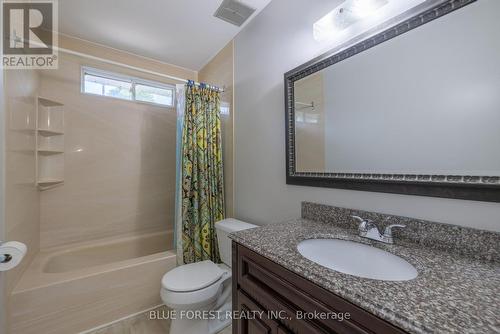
[[59, 34, 197, 82], [4, 70, 41, 294], [38, 52, 178, 248], [198, 41, 234, 217]]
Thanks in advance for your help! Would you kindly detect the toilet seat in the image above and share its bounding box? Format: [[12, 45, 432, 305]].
[[162, 260, 225, 292]]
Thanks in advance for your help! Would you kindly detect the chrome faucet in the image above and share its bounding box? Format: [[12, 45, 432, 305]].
[[351, 216, 405, 244]]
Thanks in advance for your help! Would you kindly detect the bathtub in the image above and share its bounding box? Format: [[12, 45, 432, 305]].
[[10, 230, 177, 334], [44, 231, 172, 273]]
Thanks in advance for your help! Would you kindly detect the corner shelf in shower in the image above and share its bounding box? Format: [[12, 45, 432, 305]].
[[37, 179, 65, 189], [38, 129, 64, 136], [37, 149, 64, 155], [36, 96, 65, 191]]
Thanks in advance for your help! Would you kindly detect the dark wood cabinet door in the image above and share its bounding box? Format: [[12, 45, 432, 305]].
[[277, 326, 292, 334], [237, 291, 277, 334], [241, 313, 272, 334]]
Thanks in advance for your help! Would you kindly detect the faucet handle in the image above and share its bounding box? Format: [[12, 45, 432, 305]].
[[351, 215, 373, 231], [351, 215, 365, 223], [383, 224, 406, 237]]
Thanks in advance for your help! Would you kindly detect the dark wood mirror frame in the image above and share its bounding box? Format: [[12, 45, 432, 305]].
[[284, 0, 500, 203]]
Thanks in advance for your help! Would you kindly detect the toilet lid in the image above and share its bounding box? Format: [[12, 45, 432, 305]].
[[162, 260, 225, 292]]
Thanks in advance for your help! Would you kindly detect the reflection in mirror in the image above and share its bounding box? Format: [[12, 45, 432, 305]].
[[293, 0, 500, 177], [294, 73, 325, 172]]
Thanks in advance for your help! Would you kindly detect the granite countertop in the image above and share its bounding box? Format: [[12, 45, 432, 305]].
[[229, 218, 500, 334]]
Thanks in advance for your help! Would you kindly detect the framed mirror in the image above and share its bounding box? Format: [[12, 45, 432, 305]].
[[285, 0, 500, 202]]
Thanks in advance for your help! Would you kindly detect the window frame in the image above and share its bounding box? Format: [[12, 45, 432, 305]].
[[81, 66, 175, 108]]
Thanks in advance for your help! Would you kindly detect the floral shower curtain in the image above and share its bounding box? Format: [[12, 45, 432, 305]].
[[178, 81, 225, 264]]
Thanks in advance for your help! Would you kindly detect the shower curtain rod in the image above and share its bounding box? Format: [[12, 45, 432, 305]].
[[54, 45, 225, 92]]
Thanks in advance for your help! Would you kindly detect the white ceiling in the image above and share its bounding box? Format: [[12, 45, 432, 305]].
[[59, 0, 272, 71]]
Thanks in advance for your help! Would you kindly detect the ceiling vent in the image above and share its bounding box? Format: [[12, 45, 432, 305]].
[[214, 0, 256, 27]]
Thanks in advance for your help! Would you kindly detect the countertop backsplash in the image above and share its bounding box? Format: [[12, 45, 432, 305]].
[[301, 202, 500, 263]]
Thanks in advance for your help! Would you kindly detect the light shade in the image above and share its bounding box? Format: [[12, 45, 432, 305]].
[[313, 0, 388, 42]]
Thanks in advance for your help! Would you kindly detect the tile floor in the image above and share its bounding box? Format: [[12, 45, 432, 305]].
[[88, 306, 232, 334]]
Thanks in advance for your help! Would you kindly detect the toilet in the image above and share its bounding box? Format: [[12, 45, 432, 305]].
[[161, 218, 257, 334]]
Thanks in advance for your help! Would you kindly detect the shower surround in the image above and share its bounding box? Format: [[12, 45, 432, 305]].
[[38, 54, 177, 248], [5, 39, 198, 333]]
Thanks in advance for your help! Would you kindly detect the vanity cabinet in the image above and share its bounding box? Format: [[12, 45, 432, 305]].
[[232, 242, 407, 334]]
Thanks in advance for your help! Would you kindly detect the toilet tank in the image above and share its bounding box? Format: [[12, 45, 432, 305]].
[[215, 219, 257, 267]]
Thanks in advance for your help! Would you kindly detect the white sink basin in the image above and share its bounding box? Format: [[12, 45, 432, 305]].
[[297, 239, 418, 281]]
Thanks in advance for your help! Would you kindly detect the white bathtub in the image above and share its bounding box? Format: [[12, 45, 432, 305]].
[[10, 230, 176, 334], [44, 231, 172, 273]]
